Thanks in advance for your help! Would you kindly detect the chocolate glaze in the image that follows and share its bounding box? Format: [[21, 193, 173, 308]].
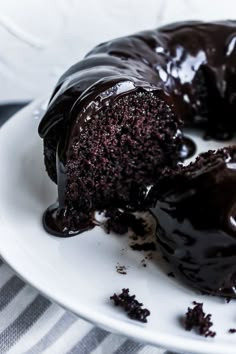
[[178, 136, 197, 160], [39, 21, 236, 140], [43, 203, 95, 237], [151, 147, 236, 297]]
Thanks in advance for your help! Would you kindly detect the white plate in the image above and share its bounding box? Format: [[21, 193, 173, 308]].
[[0, 100, 236, 354]]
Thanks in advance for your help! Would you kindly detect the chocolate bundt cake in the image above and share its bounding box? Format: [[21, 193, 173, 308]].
[[39, 20, 236, 296]]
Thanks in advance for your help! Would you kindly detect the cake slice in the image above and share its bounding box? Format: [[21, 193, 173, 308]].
[[40, 85, 182, 236]]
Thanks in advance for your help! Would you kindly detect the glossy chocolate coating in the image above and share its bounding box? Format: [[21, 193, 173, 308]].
[[39, 21, 236, 251], [39, 20, 236, 140], [152, 148, 236, 297], [178, 136, 197, 161], [42, 203, 95, 237]]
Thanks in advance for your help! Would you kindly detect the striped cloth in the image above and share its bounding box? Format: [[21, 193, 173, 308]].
[[0, 259, 176, 354]]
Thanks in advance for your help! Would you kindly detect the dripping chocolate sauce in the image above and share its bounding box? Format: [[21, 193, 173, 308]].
[[43, 203, 95, 237]]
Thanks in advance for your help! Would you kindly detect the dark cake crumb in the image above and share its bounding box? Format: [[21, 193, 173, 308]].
[[116, 264, 127, 275], [184, 301, 216, 337], [144, 253, 153, 260], [229, 329, 236, 333], [141, 259, 147, 267], [110, 288, 150, 323], [131, 235, 138, 241], [162, 255, 170, 263], [167, 272, 175, 278], [130, 242, 156, 251], [105, 210, 147, 236]]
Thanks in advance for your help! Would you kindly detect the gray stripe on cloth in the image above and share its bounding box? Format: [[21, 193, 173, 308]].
[[0, 276, 25, 311], [0, 294, 51, 353], [26, 311, 78, 354], [114, 339, 144, 354], [67, 327, 109, 354], [0, 259, 4, 266]]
